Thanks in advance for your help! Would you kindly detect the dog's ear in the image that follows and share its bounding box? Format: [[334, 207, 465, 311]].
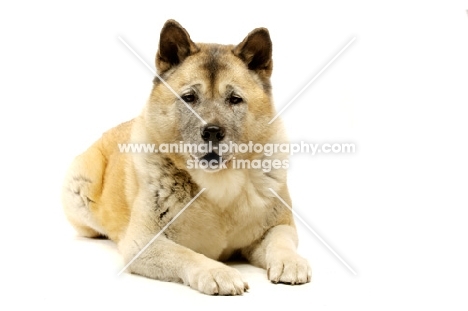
[[156, 20, 199, 73], [233, 28, 272, 77]]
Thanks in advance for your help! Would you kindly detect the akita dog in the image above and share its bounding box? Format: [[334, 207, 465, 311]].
[[62, 19, 311, 295]]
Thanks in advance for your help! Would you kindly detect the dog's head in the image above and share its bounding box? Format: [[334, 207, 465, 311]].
[[144, 20, 279, 171]]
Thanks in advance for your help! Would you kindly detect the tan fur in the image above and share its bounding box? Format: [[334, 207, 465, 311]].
[[62, 20, 311, 295]]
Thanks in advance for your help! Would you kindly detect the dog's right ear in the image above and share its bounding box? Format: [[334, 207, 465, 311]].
[[156, 20, 199, 73]]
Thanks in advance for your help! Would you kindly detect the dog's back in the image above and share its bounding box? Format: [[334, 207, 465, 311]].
[[62, 120, 133, 241]]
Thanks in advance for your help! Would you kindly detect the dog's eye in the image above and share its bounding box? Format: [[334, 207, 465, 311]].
[[228, 95, 243, 105], [182, 94, 196, 103]]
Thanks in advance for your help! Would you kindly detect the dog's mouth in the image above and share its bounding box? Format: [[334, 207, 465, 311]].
[[201, 151, 222, 163], [189, 152, 232, 172]]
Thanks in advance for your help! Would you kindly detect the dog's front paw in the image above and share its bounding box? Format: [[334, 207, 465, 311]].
[[267, 253, 311, 285], [188, 264, 249, 295]]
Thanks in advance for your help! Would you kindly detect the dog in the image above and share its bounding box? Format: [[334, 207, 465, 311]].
[[62, 19, 311, 295]]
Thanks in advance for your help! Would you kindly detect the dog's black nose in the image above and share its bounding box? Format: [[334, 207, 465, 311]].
[[201, 124, 225, 142]]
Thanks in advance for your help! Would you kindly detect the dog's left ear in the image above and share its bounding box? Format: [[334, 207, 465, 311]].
[[233, 28, 273, 77], [156, 19, 199, 73]]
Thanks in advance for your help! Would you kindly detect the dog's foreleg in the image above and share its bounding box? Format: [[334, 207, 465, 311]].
[[242, 224, 311, 284], [119, 236, 248, 295], [118, 196, 249, 298]]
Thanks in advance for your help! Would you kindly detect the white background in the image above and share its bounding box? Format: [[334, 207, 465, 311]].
[[1, 0, 468, 310]]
